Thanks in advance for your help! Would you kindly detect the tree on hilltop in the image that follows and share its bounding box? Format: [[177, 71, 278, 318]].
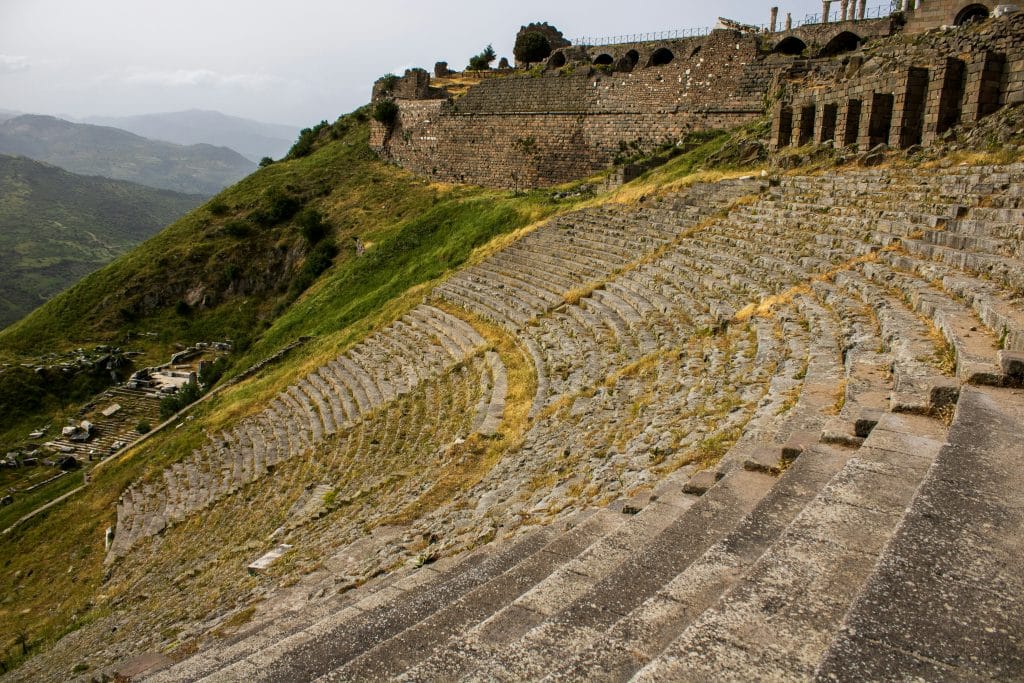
[[467, 44, 497, 71], [514, 31, 552, 65], [514, 22, 569, 66]]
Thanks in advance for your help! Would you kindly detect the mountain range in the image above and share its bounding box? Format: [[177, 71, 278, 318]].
[[82, 109, 298, 163], [0, 114, 256, 195], [0, 153, 203, 329]]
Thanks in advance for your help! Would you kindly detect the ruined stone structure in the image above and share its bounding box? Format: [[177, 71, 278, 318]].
[[772, 11, 1024, 150], [371, 29, 782, 188], [370, 3, 1017, 189]]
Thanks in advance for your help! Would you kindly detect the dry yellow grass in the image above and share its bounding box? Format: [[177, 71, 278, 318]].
[[829, 379, 848, 415], [384, 301, 536, 526]]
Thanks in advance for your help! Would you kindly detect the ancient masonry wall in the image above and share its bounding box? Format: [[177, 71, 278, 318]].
[[369, 9, 1019, 188], [371, 30, 782, 188], [772, 14, 1024, 151]]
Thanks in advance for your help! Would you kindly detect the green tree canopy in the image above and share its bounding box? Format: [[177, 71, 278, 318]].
[[467, 44, 497, 71], [514, 31, 552, 65]]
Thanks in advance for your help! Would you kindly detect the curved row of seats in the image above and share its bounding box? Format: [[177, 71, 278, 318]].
[[116, 163, 1024, 682], [107, 305, 499, 561]]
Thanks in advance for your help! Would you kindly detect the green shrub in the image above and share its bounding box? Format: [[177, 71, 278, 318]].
[[222, 219, 252, 238], [175, 300, 191, 316], [296, 207, 329, 244], [467, 44, 496, 71], [159, 381, 203, 420], [286, 120, 330, 159], [258, 156, 274, 168], [372, 100, 399, 127], [135, 420, 151, 435], [207, 199, 229, 216], [289, 239, 338, 296], [253, 187, 300, 227]]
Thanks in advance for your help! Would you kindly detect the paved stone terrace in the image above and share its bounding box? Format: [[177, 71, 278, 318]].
[[15, 162, 1022, 682]]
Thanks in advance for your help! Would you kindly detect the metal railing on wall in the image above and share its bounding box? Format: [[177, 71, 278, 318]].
[[572, 4, 893, 46], [572, 27, 711, 46]]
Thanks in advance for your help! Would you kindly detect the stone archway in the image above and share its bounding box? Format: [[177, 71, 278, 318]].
[[647, 47, 675, 67], [954, 3, 990, 25], [774, 36, 807, 56], [616, 49, 640, 72], [547, 51, 567, 68], [818, 31, 861, 57]]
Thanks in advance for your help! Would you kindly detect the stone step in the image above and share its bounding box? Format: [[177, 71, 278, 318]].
[[219, 525, 564, 681], [862, 262, 1005, 385], [410, 469, 773, 680], [834, 269, 959, 414], [815, 386, 1024, 680], [880, 251, 1024, 353], [633, 412, 947, 680], [324, 510, 625, 681], [541, 442, 855, 681]]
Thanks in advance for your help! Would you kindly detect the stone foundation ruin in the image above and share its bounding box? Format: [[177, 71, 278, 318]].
[[370, 1, 1019, 188]]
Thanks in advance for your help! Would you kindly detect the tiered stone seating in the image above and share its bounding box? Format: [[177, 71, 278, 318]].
[[435, 179, 764, 331], [107, 305, 493, 561], [122, 165, 1024, 683]]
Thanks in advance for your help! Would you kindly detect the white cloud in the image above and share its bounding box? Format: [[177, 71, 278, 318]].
[[121, 68, 280, 89], [0, 55, 31, 74]]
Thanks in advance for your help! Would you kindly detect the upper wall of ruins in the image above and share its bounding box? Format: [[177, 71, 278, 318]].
[[369, 1, 1017, 189]]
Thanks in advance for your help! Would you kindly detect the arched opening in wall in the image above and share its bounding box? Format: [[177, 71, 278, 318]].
[[817, 32, 861, 58], [547, 51, 567, 69], [593, 53, 614, 66], [774, 37, 807, 56], [954, 3, 990, 25], [647, 47, 675, 67], [617, 49, 640, 72]]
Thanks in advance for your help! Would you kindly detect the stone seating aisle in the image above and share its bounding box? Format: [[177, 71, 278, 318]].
[[107, 305, 491, 561]]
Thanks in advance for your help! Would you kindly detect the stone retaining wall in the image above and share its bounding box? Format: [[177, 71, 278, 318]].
[[371, 29, 782, 188], [771, 14, 1024, 151]]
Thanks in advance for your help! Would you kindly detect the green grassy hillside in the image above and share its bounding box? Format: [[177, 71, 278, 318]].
[[0, 115, 256, 195], [0, 101, 786, 674], [0, 154, 203, 329], [0, 107, 586, 485]]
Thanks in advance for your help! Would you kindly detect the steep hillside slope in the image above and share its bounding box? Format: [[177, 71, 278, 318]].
[[0, 115, 256, 195], [1, 74, 1022, 677], [83, 110, 297, 163], [0, 107, 588, 550], [0, 154, 202, 329], [4, 144, 1023, 681]]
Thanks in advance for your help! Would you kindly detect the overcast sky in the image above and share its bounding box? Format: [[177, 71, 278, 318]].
[[1, 0, 830, 128]]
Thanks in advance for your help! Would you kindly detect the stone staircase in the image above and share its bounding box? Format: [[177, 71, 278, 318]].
[[88, 163, 1024, 682]]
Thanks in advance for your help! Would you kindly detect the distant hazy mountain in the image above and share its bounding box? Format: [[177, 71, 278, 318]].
[[83, 109, 298, 162], [0, 109, 21, 122], [0, 115, 256, 195], [0, 154, 203, 329]]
